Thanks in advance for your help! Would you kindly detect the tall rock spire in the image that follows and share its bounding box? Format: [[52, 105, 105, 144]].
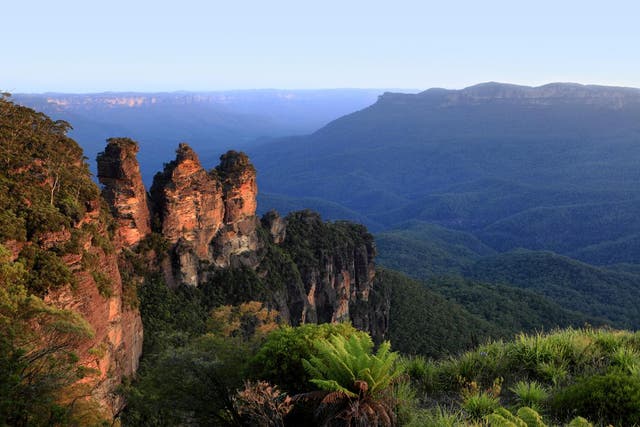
[[97, 138, 151, 248]]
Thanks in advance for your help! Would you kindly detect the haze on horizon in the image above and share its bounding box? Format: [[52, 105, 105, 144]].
[[4, 0, 640, 93]]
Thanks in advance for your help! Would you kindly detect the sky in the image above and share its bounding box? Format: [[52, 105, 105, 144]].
[[3, 0, 640, 93]]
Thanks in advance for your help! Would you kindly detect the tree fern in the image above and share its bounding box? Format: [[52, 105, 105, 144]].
[[299, 332, 403, 426]]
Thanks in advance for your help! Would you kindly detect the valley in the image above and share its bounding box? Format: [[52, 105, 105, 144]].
[[3, 83, 640, 426]]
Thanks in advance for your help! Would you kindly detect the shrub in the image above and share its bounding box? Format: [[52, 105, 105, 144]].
[[249, 322, 359, 393], [551, 372, 640, 426], [233, 381, 292, 427], [509, 381, 548, 411], [461, 379, 501, 420], [462, 392, 500, 421]]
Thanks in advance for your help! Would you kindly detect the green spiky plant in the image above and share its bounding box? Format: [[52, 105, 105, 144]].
[[298, 333, 403, 426], [509, 381, 548, 411], [486, 407, 593, 427]]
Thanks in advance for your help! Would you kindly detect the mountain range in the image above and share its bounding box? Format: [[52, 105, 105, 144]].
[[246, 82, 640, 261], [14, 89, 412, 183]]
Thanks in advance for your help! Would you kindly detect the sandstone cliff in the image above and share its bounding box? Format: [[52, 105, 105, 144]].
[[277, 210, 387, 341], [150, 145, 260, 286], [97, 138, 151, 248], [43, 208, 143, 414]]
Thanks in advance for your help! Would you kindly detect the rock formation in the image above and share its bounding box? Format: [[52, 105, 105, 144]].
[[150, 145, 260, 285], [279, 211, 380, 332], [212, 150, 260, 268], [262, 210, 287, 245], [97, 138, 151, 248], [105, 142, 388, 339]]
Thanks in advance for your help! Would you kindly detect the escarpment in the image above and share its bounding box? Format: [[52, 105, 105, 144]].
[[108, 142, 389, 340], [280, 210, 387, 342]]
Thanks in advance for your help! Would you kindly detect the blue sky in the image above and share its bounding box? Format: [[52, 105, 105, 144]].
[[3, 0, 639, 92]]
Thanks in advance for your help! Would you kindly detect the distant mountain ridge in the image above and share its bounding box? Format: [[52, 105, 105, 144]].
[[381, 82, 640, 108], [14, 89, 415, 184]]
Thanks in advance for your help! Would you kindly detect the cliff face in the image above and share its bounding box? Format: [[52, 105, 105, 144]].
[[97, 138, 151, 248], [43, 208, 144, 414], [279, 211, 386, 340], [213, 150, 260, 269]]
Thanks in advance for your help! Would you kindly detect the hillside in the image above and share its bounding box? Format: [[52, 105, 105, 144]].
[[466, 250, 640, 329], [375, 224, 626, 333], [375, 221, 495, 277], [248, 82, 640, 267]]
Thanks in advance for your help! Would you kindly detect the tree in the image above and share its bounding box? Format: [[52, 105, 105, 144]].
[[0, 244, 100, 426], [298, 333, 403, 427]]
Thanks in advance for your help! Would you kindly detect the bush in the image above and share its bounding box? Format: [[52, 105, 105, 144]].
[[249, 322, 360, 393], [233, 381, 292, 427], [460, 379, 501, 420], [18, 245, 75, 296], [462, 392, 500, 421], [509, 380, 548, 411], [551, 372, 640, 426]]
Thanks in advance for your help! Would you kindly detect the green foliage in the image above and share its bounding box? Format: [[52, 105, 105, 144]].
[[91, 271, 113, 298], [405, 406, 467, 427], [283, 211, 374, 264], [509, 381, 548, 411], [376, 268, 498, 358], [486, 407, 528, 427], [123, 333, 248, 426], [462, 392, 500, 421], [0, 95, 99, 242], [303, 334, 402, 398], [460, 379, 502, 421], [425, 276, 593, 336], [468, 250, 640, 328], [551, 372, 640, 426], [124, 296, 282, 425], [297, 333, 402, 427], [399, 328, 640, 426], [0, 244, 101, 426], [375, 221, 495, 278], [201, 266, 268, 308], [137, 276, 207, 357], [18, 245, 76, 296], [249, 322, 360, 393], [567, 417, 593, 427], [486, 407, 546, 427]]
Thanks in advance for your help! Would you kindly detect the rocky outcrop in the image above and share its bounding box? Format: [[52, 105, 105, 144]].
[[100, 141, 388, 340], [97, 138, 151, 248], [279, 210, 380, 330], [150, 145, 260, 285], [262, 210, 287, 244], [212, 151, 261, 268]]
